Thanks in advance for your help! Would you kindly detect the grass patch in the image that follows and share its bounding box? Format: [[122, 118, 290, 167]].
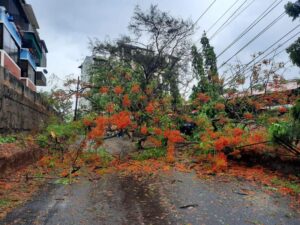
[[96, 148, 114, 166], [131, 147, 166, 161], [271, 178, 300, 194], [0, 136, 16, 144], [54, 178, 71, 185], [83, 148, 114, 167], [0, 199, 10, 208]]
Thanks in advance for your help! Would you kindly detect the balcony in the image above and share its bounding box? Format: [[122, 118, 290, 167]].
[[22, 31, 42, 66], [20, 48, 37, 70], [0, 6, 22, 47], [35, 68, 47, 86]]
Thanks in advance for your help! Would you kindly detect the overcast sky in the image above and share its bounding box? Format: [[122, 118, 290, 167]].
[[26, 0, 299, 90]]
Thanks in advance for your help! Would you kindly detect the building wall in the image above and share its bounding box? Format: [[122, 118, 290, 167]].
[[0, 67, 54, 132]]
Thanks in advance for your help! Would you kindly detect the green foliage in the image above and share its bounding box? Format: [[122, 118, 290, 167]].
[[131, 147, 166, 161], [0, 199, 10, 207], [0, 136, 16, 144], [54, 178, 71, 185], [46, 121, 84, 139], [87, 147, 114, 166], [285, 1, 300, 20], [272, 178, 300, 194], [292, 98, 300, 122], [36, 120, 85, 150], [286, 37, 300, 67], [285, 1, 300, 67], [190, 33, 221, 100], [269, 122, 291, 141], [201, 33, 218, 76], [36, 134, 49, 148]]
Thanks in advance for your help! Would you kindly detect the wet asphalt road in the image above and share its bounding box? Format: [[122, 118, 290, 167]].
[[1, 171, 300, 225]]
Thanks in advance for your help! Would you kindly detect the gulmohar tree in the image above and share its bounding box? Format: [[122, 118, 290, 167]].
[[75, 5, 300, 170]]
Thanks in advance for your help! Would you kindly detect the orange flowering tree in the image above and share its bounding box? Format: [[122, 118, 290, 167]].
[[81, 57, 186, 164]]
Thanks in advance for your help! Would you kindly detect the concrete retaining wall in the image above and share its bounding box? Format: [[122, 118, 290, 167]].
[[0, 67, 54, 132]]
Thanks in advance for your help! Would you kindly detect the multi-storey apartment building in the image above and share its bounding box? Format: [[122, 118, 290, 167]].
[[0, 0, 47, 92]]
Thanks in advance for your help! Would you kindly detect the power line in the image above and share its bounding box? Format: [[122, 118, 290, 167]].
[[214, 0, 256, 37], [217, 0, 283, 58], [210, 0, 249, 40], [206, 0, 241, 34], [193, 0, 217, 27], [245, 28, 300, 72], [225, 29, 300, 86], [219, 12, 286, 69], [244, 25, 300, 68]]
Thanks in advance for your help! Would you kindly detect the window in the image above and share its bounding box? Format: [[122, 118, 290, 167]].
[[2, 26, 19, 63], [27, 63, 35, 82]]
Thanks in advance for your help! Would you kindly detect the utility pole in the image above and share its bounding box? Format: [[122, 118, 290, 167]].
[[73, 76, 80, 121]]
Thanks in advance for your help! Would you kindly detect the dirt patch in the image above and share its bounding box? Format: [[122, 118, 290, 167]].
[[102, 136, 136, 155], [0, 143, 46, 177]]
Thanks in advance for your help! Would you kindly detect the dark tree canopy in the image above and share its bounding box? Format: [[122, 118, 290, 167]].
[[90, 5, 194, 109], [285, 1, 300, 66], [285, 1, 300, 20]]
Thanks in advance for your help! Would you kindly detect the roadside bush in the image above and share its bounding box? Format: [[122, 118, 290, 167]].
[[269, 99, 300, 156], [36, 120, 85, 161]]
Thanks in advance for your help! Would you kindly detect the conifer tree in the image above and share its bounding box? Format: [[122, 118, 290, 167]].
[[190, 32, 221, 100]]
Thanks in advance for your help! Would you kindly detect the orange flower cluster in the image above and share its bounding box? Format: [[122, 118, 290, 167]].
[[197, 93, 211, 103], [214, 136, 230, 151], [164, 130, 185, 143], [214, 103, 225, 111], [139, 95, 147, 101], [100, 86, 109, 94], [166, 142, 175, 163], [131, 84, 140, 93], [278, 106, 288, 113], [141, 126, 148, 135], [83, 118, 93, 127], [110, 111, 131, 129], [106, 102, 115, 113], [88, 116, 108, 141], [164, 130, 184, 163], [212, 153, 228, 172], [147, 136, 162, 147], [114, 85, 124, 95], [244, 112, 253, 120], [154, 127, 163, 136], [145, 102, 155, 114], [122, 94, 131, 108], [233, 127, 244, 137]]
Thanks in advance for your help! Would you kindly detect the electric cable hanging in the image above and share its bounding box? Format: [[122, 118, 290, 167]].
[[193, 0, 217, 27], [214, 0, 257, 36], [217, 0, 283, 58], [219, 12, 286, 69], [226, 29, 300, 85], [206, 0, 240, 34], [210, 0, 249, 40]]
